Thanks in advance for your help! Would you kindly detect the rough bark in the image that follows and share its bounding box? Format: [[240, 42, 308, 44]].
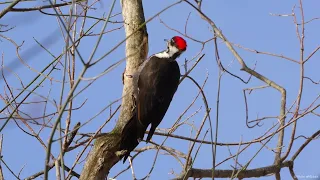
[[79, 0, 148, 179]]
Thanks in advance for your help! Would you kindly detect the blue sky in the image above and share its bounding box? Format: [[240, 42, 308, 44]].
[[0, 0, 320, 179]]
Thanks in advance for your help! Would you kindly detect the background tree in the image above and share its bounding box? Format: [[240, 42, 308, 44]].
[[0, 0, 319, 179]]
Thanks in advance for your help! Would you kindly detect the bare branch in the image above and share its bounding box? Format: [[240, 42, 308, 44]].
[[0, 0, 21, 18], [173, 161, 293, 180], [9, 0, 83, 12]]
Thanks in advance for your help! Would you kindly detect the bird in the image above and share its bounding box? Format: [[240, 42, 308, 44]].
[[119, 36, 187, 162]]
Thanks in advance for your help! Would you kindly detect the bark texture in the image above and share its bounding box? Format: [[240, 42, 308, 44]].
[[79, 0, 148, 179]]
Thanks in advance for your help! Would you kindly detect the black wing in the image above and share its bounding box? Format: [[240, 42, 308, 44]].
[[120, 56, 180, 162], [137, 56, 180, 141]]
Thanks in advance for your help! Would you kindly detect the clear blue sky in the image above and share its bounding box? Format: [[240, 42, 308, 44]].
[[1, 0, 319, 179]]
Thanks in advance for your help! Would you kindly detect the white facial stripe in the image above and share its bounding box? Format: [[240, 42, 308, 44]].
[[154, 51, 170, 58], [168, 44, 179, 55], [154, 44, 179, 58]]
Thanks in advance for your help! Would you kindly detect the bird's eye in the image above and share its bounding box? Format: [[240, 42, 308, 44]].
[[170, 39, 175, 46]]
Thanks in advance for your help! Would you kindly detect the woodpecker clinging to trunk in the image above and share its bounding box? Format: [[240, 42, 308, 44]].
[[120, 36, 187, 162]]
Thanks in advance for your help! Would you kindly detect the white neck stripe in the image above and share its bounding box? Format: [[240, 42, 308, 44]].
[[154, 45, 179, 58]]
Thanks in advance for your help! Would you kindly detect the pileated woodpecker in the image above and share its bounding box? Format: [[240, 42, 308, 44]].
[[120, 36, 187, 162]]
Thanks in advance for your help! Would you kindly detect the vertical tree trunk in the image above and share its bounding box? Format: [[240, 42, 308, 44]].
[[79, 0, 148, 179], [114, 0, 148, 131]]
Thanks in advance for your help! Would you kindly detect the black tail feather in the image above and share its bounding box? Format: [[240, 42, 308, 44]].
[[120, 112, 146, 163], [146, 124, 157, 142]]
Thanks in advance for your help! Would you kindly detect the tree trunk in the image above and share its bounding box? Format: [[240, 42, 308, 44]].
[[79, 0, 148, 179]]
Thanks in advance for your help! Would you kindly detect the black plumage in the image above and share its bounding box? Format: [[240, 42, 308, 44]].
[[119, 36, 187, 162]]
